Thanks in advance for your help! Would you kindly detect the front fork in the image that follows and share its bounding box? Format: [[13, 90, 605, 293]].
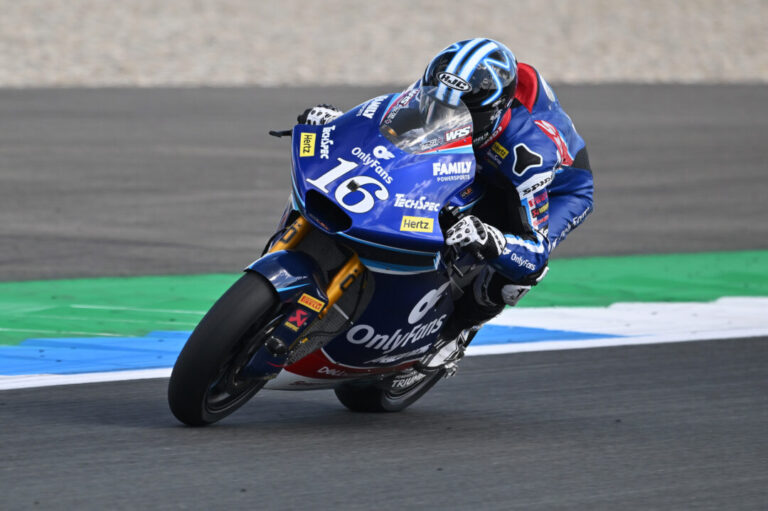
[[244, 215, 364, 378]]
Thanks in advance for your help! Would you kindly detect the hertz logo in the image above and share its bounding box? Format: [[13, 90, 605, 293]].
[[491, 142, 509, 159], [400, 216, 434, 233], [299, 133, 316, 157]]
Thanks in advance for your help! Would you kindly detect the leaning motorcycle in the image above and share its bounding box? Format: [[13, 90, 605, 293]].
[[168, 86, 490, 426]]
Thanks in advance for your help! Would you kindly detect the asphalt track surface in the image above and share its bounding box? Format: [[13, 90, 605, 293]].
[[1, 85, 768, 509]]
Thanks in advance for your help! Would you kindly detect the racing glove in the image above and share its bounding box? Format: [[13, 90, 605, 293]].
[[445, 215, 506, 260], [297, 104, 343, 125]]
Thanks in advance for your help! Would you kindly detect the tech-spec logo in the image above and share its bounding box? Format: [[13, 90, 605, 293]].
[[358, 96, 386, 119], [393, 194, 441, 212], [346, 283, 450, 356], [432, 161, 472, 182], [445, 124, 471, 142], [319, 125, 335, 160], [437, 72, 472, 92]]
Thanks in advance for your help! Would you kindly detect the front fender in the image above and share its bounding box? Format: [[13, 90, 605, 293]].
[[245, 250, 328, 305]]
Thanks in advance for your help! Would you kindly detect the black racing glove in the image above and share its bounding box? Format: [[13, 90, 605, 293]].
[[297, 104, 344, 125], [445, 215, 506, 260]]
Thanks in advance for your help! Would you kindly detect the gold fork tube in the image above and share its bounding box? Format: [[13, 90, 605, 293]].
[[320, 253, 364, 318], [268, 215, 313, 253]]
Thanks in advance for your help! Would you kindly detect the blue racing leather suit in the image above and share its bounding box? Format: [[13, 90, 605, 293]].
[[471, 63, 594, 284]]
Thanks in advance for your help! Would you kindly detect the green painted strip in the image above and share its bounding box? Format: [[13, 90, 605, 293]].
[[526, 250, 768, 307], [0, 250, 766, 346], [0, 274, 238, 346]]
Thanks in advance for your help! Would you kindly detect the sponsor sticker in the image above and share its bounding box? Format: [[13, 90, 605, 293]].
[[350, 146, 393, 184], [319, 126, 335, 160], [393, 194, 441, 212], [510, 252, 537, 272], [372, 145, 395, 160], [345, 283, 450, 358], [299, 133, 316, 157], [518, 171, 554, 196], [491, 142, 509, 159], [446, 124, 471, 142], [420, 138, 441, 151], [317, 366, 351, 377], [347, 318, 446, 356], [531, 202, 550, 217], [298, 293, 325, 313], [437, 72, 472, 92], [358, 96, 386, 119], [432, 161, 472, 182], [400, 216, 434, 233], [284, 308, 310, 331]]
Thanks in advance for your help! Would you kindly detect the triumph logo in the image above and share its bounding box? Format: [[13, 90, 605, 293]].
[[437, 72, 472, 92]]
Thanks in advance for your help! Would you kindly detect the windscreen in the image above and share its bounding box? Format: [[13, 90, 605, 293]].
[[379, 86, 474, 154]]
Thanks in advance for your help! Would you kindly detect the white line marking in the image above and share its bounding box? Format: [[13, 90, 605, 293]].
[[466, 328, 768, 356], [30, 314, 199, 327], [70, 304, 207, 315], [4, 326, 767, 391], [2, 297, 767, 391], [0, 369, 172, 390], [0, 327, 125, 337]]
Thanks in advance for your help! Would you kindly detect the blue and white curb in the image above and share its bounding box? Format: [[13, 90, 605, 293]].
[[2, 297, 767, 390]]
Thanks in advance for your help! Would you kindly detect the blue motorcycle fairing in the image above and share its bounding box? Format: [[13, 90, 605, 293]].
[[245, 250, 328, 305], [291, 96, 476, 254], [321, 270, 453, 368]]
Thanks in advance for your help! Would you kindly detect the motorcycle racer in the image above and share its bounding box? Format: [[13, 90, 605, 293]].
[[297, 38, 594, 341]]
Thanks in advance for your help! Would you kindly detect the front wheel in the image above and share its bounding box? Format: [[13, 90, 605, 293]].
[[334, 368, 446, 413], [168, 272, 279, 426]]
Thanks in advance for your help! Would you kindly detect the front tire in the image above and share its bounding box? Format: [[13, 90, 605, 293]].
[[334, 368, 446, 413], [168, 272, 279, 426]]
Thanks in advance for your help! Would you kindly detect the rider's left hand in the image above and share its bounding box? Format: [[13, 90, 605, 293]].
[[297, 104, 343, 125], [445, 215, 506, 260]]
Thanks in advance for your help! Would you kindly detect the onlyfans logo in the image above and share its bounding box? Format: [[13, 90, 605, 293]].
[[511, 253, 536, 271]]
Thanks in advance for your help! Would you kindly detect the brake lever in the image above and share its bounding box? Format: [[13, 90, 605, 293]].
[[269, 129, 293, 138]]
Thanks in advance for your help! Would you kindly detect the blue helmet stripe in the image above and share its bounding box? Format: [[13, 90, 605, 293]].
[[445, 38, 486, 73], [480, 51, 513, 105], [435, 38, 486, 104], [446, 41, 499, 106]]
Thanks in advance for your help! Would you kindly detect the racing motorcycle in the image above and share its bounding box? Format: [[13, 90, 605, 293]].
[[168, 86, 490, 426]]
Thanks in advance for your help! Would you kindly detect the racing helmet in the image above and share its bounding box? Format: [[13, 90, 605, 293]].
[[422, 38, 518, 146]]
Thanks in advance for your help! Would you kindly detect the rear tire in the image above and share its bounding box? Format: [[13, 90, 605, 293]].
[[334, 368, 446, 413], [168, 272, 279, 426]]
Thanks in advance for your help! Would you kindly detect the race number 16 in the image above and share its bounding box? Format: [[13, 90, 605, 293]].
[[306, 158, 389, 214]]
